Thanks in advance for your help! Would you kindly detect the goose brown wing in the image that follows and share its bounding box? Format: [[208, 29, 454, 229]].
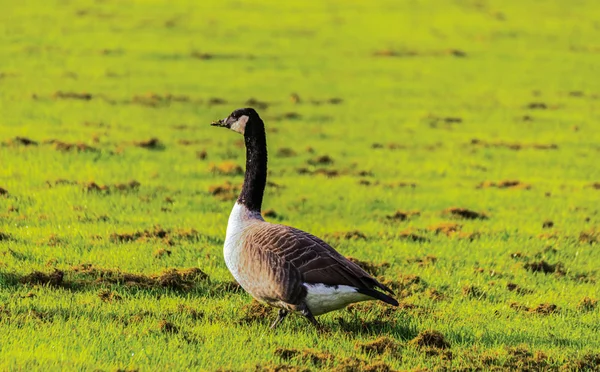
[[237, 239, 307, 305], [246, 223, 393, 295]]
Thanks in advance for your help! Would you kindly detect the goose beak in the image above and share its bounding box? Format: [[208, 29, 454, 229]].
[[211, 118, 229, 128]]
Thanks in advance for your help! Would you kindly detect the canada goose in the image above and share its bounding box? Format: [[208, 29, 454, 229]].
[[211, 108, 398, 328]]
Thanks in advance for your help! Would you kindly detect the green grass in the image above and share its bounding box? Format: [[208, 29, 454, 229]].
[[1, 0, 600, 370]]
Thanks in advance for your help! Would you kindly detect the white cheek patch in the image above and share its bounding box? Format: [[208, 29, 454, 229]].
[[230, 115, 249, 134]]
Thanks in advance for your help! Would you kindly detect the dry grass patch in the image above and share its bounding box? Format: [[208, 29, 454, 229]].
[[443, 207, 488, 220], [209, 161, 243, 175], [577, 297, 597, 311], [524, 260, 565, 275], [410, 330, 450, 349], [477, 180, 532, 190], [355, 336, 401, 356], [238, 301, 272, 325]]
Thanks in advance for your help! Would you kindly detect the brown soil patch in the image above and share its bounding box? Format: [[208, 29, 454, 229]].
[[470, 138, 557, 151], [382, 274, 425, 298], [207, 97, 227, 105], [70, 264, 208, 290], [477, 180, 531, 190], [510, 302, 559, 315], [208, 181, 240, 201], [253, 363, 309, 372], [426, 288, 445, 301], [134, 138, 163, 149], [245, 97, 269, 110], [386, 210, 420, 221], [407, 255, 437, 266], [527, 102, 547, 109], [98, 289, 122, 302], [509, 302, 530, 312], [590, 182, 600, 190], [371, 142, 407, 150], [542, 220, 554, 228], [373, 49, 418, 57], [428, 222, 462, 237], [398, 229, 429, 242], [346, 302, 395, 318], [53, 91, 93, 100], [196, 149, 208, 160], [109, 226, 200, 245], [579, 229, 599, 244], [531, 303, 559, 315], [0, 187, 8, 196], [43, 139, 98, 153], [443, 207, 488, 220], [410, 330, 450, 349], [209, 161, 243, 175], [563, 353, 600, 371], [269, 112, 302, 121], [85, 182, 110, 193], [511, 252, 526, 260], [154, 268, 208, 288], [380, 274, 427, 298], [330, 357, 393, 372], [506, 283, 534, 295], [384, 181, 417, 188], [578, 297, 598, 311], [462, 285, 486, 299], [83, 180, 140, 194], [153, 249, 172, 258], [131, 93, 191, 107], [328, 230, 368, 240], [20, 269, 64, 286], [503, 346, 552, 370], [276, 148, 297, 157], [312, 168, 339, 177], [37, 234, 64, 247], [346, 257, 390, 276], [355, 336, 400, 356], [158, 320, 179, 334], [177, 304, 204, 320], [307, 155, 334, 165], [238, 300, 272, 324], [373, 48, 464, 59], [296, 167, 340, 177], [8, 137, 38, 146], [524, 260, 565, 275], [274, 348, 335, 367]]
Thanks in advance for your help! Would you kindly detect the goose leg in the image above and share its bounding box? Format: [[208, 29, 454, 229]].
[[299, 305, 320, 329], [270, 309, 288, 329]]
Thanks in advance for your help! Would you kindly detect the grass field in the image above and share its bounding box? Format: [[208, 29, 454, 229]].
[[1, 0, 600, 370]]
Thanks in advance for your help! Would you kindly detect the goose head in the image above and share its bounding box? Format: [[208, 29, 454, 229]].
[[211, 107, 261, 135]]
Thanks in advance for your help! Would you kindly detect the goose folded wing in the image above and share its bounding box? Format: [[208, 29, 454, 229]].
[[256, 224, 394, 295], [240, 238, 306, 305]]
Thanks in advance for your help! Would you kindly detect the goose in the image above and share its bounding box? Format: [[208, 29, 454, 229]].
[[211, 108, 398, 328]]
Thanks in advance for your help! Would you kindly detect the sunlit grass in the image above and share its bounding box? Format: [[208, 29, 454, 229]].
[[1, 0, 599, 370]]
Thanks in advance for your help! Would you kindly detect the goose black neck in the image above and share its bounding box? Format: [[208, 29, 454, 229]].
[[238, 119, 267, 212]]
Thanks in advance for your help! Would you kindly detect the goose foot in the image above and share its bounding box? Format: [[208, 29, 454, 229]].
[[270, 309, 288, 329]]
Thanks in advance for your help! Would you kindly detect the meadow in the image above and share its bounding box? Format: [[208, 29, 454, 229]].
[[1, 0, 599, 370]]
